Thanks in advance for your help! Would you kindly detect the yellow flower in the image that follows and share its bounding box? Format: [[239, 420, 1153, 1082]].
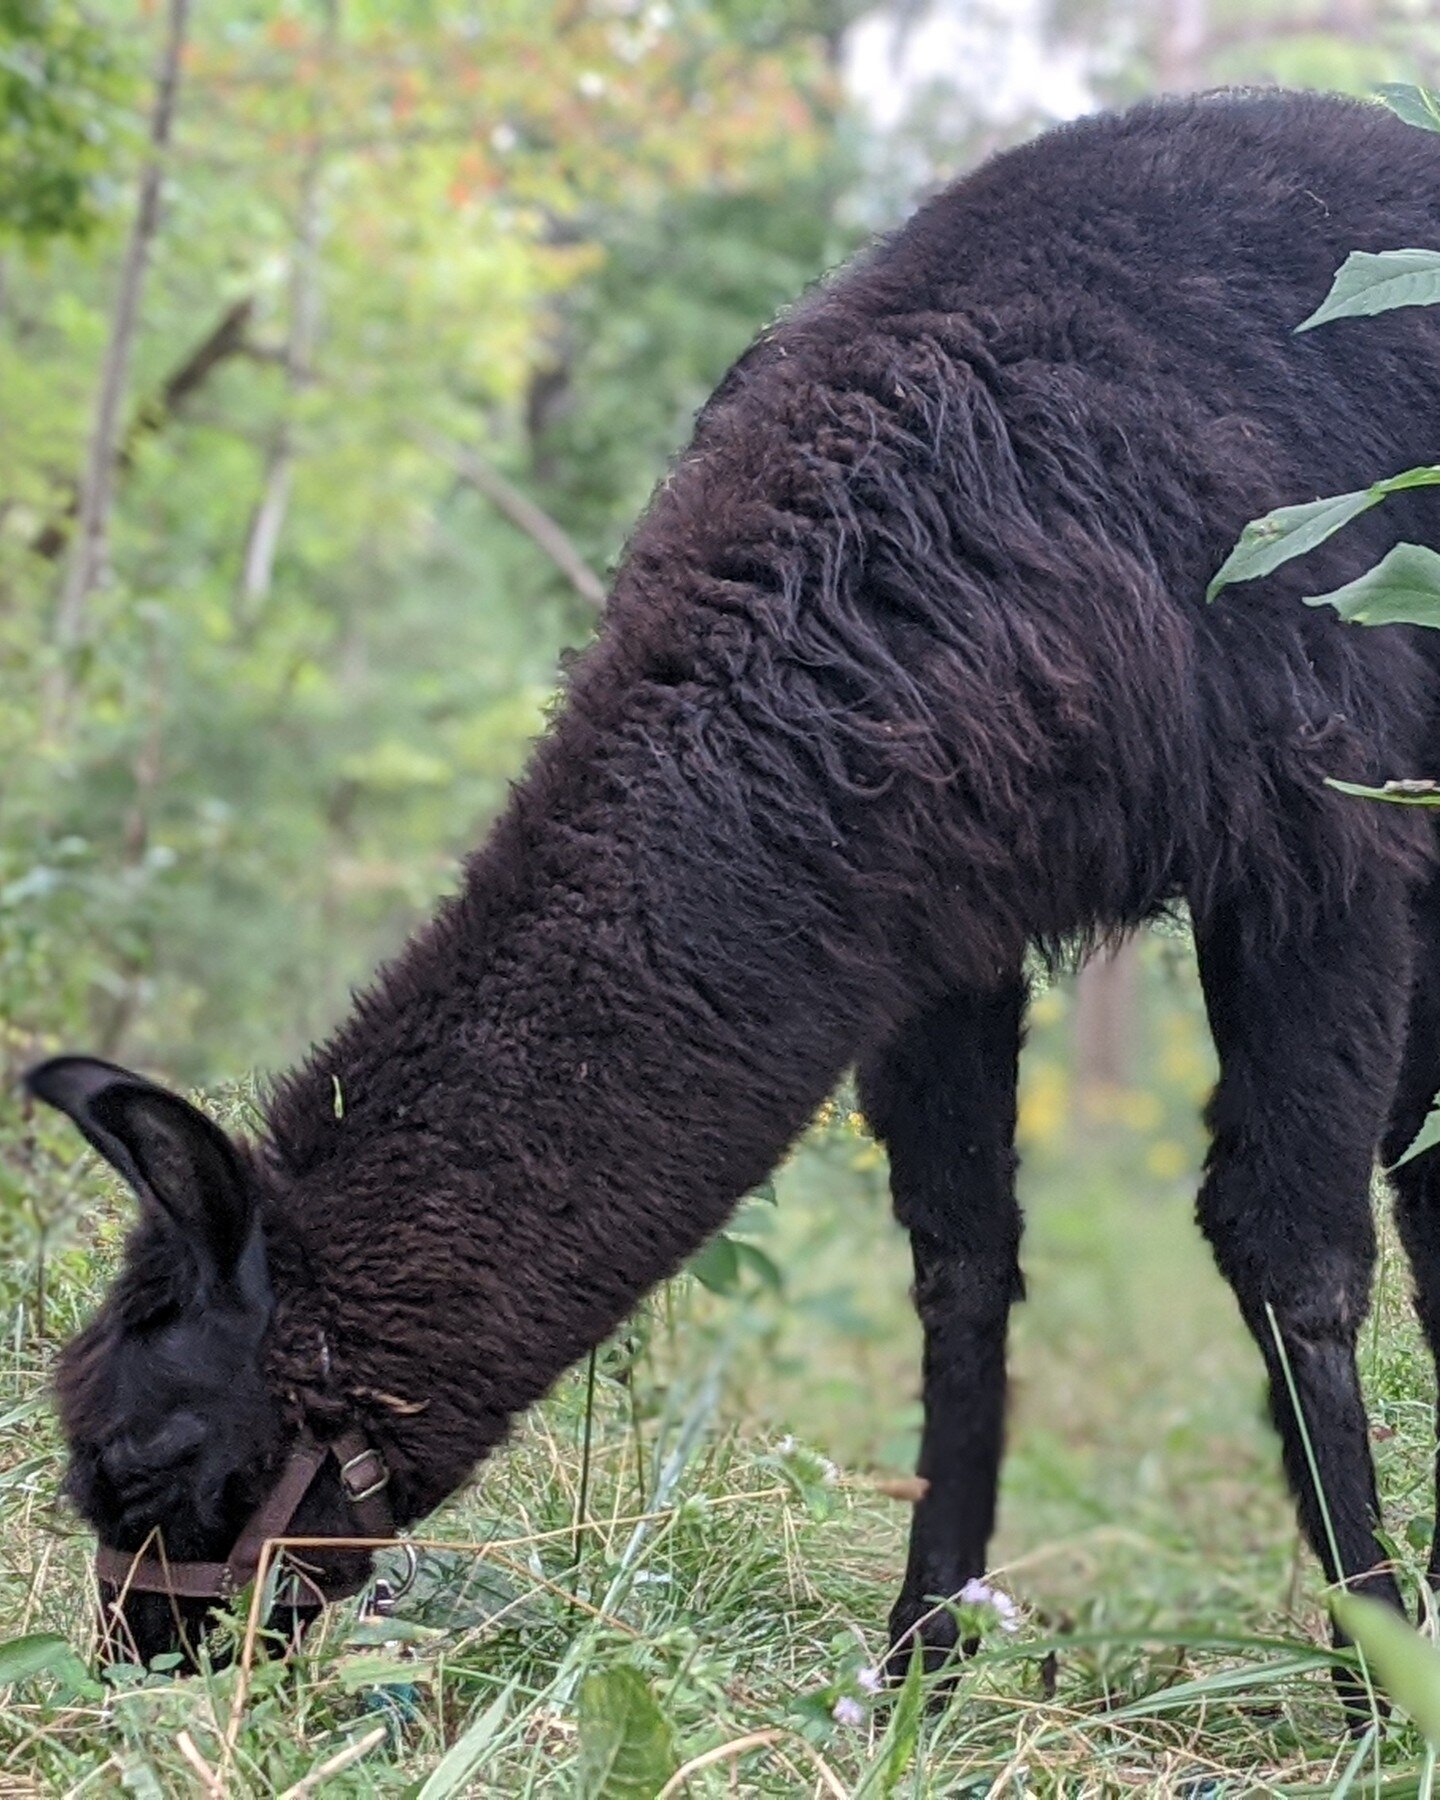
[[1019, 1063, 1068, 1148], [1146, 1138, 1190, 1181]]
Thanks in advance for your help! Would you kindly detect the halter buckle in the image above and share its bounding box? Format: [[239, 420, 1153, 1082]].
[[338, 1445, 389, 1504]]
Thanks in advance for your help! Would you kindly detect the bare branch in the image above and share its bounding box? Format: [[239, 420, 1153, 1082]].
[[421, 431, 606, 608], [31, 297, 255, 564]]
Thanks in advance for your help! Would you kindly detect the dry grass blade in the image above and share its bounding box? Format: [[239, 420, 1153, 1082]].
[[655, 1728, 785, 1796], [174, 1730, 223, 1795], [275, 1724, 387, 1798]]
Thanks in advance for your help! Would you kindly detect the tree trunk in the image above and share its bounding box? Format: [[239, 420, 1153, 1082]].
[[1072, 937, 1142, 1126], [1155, 0, 1208, 91], [53, 0, 191, 655], [237, 2, 335, 615]]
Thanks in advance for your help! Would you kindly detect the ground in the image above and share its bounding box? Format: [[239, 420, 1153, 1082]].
[[3, 957, 1438, 1794]]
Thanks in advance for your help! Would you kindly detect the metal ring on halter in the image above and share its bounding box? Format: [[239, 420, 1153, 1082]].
[[366, 1541, 419, 1616]]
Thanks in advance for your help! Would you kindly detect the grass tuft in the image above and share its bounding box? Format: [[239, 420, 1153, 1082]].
[[5, 1064, 1440, 1792]]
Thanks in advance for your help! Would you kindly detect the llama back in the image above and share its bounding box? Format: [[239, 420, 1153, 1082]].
[[587, 90, 1440, 985]]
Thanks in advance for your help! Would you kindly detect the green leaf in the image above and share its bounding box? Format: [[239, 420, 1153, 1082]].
[[1391, 1096, 1440, 1171], [0, 1633, 76, 1684], [859, 1641, 925, 1799], [416, 1678, 515, 1800], [1298, 248, 1440, 332], [1207, 467, 1440, 600], [344, 1615, 443, 1646], [334, 1653, 431, 1693], [1378, 84, 1440, 135], [1304, 542, 1440, 627], [1370, 466, 1440, 495], [1207, 490, 1379, 600], [689, 1233, 741, 1295], [1326, 778, 1440, 807], [576, 1665, 677, 1799], [0, 1631, 101, 1698], [1331, 1592, 1440, 1742], [0, 1397, 49, 1431], [733, 1240, 783, 1291]]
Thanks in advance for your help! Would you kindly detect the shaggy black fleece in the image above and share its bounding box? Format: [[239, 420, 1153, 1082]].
[[36, 90, 1440, 1681]]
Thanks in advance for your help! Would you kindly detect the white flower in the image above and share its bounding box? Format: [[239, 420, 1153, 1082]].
[[856, 1665, 884, 1694], [577, 71, 606, 98], [490, 123, 518, 154], [832, 1696, 865, 1728], [959, 1577, 1021, 1632]]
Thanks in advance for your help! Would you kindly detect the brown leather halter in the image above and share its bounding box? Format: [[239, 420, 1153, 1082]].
[[95, 1427, 396, 1606]]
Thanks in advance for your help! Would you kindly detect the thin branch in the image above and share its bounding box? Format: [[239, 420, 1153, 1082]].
[[421, 430, 606, 608], [54, 0, 191, 650], [31, 297, 255, 563], [147, 296, 257, 429]]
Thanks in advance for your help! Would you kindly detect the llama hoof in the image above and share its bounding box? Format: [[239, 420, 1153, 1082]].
[[884, 1597, 974, 1688], [1333, 1661, 1389, 1738], [1332, 1617, 1393, 1736]]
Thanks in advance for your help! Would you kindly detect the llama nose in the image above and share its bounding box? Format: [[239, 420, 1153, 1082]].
[[97, 1586, 207, 1673]]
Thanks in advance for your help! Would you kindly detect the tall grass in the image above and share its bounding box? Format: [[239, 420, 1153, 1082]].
[[4, 962, 1438, 1793]]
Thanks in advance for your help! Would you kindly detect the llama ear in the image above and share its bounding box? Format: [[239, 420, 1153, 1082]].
[[25, 1057, 256, 1281]]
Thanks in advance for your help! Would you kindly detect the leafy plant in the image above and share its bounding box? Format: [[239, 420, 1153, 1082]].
[[575, 1665, 678, 1799], [1210, 86, 1440, 639], [0, 1631, 102, 1701]]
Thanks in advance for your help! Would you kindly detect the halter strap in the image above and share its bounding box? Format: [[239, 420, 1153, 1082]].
[[95, 1427, 395, 1603]]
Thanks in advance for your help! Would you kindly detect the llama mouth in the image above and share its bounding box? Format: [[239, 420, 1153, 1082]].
[[96, 1584, 326, 1674]]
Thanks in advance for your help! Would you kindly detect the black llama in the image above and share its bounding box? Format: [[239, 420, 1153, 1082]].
[[29, 90, 1440, 1685]]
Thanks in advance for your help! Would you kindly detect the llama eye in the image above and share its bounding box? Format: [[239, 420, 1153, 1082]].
[[106, 1411, 207, 1479], [145, 1411, 208, 1464]]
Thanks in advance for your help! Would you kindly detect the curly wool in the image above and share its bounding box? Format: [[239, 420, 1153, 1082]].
[[246, 89, 1440, 1518]]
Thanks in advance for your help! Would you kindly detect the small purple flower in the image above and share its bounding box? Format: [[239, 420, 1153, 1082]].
[[832, 1696, 865, 1728], [856, 1665, 884, 1695], [959, 1577, 1021, 1632]]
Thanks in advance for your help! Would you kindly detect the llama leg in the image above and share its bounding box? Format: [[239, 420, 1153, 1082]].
[[1383, 883, 1440, 1588], [859, 981, 1026, 1675], [1195, 894, 1410, 1628]]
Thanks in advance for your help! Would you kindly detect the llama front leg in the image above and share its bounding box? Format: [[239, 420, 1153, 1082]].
[[1195, 895, 1409, 1644], [859, 982, 1026, 1675]]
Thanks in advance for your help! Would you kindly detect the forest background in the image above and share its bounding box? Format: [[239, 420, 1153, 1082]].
[[6, 1, 1440, 1793], [5, 0, 1423, 1105]]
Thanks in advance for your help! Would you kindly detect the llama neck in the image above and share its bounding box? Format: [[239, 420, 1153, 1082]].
[[261, 693, 884, 1520]]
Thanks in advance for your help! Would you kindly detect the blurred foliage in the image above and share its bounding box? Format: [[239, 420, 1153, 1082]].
[[0, 0, 1419, 1336], [0, 0, 853, 1090], [1, 4, 1435, 1789], [1, 0, 1419, 1090], [0, 0, 129, 247]]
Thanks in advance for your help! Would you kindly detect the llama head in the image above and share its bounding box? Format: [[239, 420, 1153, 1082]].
[[26, 1057, 370, 1668]]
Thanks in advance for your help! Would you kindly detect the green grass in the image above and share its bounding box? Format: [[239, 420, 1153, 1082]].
[[5, 1046, 1440, 1794]]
